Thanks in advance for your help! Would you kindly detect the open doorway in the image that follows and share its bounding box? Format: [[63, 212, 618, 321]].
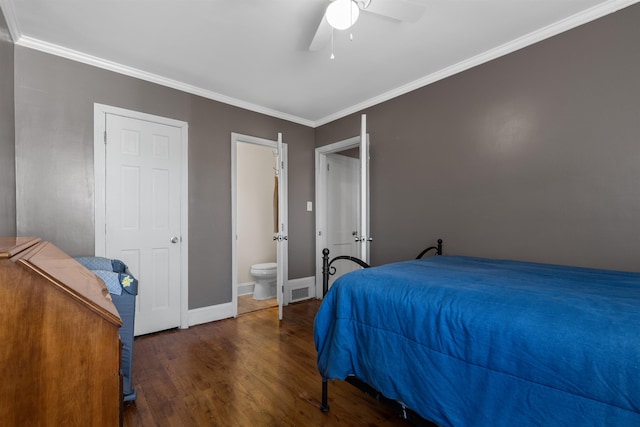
[[315, 133, 369, 297], [237, 142, 278, 314], [231, 133, 288, 318]]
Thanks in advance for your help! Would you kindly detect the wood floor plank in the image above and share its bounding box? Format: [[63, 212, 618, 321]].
[[123, 300, 413, 426]]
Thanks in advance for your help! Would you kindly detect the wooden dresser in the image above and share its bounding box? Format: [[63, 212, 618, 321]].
[[0, 237, 123, 426]]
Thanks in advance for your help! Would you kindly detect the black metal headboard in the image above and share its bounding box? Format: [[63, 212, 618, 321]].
[[415, 238, 443, 260], [321, 239, 444, 297]]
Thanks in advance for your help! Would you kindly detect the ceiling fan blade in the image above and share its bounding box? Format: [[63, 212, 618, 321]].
[[309, 14, 332, 51], [363, 0, 425, 23]]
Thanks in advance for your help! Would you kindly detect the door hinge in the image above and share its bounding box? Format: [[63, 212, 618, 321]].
[[327, 163, 330, 171], [103, 131, 107, 144]]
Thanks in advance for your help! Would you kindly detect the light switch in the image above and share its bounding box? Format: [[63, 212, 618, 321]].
[[307, 201, 313, 212]]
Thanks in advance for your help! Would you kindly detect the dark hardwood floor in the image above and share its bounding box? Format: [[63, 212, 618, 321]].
[[123, 299, 413, 426]]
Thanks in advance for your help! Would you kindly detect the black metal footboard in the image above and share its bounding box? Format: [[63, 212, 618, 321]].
[[319, 239, 443, 425]]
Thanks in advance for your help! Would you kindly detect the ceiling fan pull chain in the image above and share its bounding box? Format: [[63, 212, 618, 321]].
[[330, 28, 336, 59], [350, 0, 354, 41]]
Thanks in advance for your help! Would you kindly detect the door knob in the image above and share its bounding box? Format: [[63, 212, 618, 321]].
[[171, 236, 179, 243]]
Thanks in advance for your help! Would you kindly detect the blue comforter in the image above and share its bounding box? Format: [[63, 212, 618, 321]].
[[314, 256, 640, 426]]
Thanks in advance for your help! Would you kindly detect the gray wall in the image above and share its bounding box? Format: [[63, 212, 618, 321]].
[[0, 9, 16, 236], [14, 48, 315, 309], [8, 2, 640, 317], [316, 4, 640, 272]]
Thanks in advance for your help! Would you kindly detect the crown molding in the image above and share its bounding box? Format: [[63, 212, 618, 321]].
[[0, 0, 21, 42], [13, 35, 315, 128], [312, 0, 640, 127]]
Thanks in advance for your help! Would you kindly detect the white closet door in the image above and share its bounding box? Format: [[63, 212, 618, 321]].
[[105, 113, 182, 335]]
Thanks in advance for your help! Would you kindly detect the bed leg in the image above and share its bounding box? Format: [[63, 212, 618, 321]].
[[321, 250, 330, 412], [322, 248, 330, 297], [321, 379, 330, 412]]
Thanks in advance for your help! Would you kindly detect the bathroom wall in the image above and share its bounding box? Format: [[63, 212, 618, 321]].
[[237, 142, 278, 284]]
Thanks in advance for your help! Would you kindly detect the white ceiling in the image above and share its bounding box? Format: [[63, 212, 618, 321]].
[[1, 0, 637, 127]]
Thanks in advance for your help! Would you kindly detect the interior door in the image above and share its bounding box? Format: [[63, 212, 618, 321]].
[[326, 153, 360, 287], [105, 113, 182, 336], [315, 114, 370, 295], [275, 133, 287, 320], [358, 115, 371, 264]]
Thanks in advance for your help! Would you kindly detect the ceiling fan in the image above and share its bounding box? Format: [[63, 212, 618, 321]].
[[309, 0, 426, 51]]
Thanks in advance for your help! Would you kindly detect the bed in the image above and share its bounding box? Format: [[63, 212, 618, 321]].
[[314, 240, 640, 426]]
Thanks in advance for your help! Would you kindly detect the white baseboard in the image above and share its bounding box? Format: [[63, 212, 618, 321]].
[[186, 276, 316, 327], [237, 281, 255, 296], [188, 302, 234, 327]]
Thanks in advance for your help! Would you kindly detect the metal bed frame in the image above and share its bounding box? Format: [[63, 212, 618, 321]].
[[319, 239, 443, 426]]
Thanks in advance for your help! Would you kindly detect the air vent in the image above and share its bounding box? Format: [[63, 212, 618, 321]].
[[291, 287, 310, 301]]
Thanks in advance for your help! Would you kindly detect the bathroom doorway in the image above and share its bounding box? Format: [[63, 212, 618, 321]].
[[231, 133, 288, 318]]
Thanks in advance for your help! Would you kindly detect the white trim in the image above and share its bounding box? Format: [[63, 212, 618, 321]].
[[188, 303, 234, 327], [93, 103, 189, 330], [237, 282, 255, 297], [276, 132, 287, 320], [14, 36, 314, 128], [0, 0, 21, 42], [179, 117, 190, 330], [94, 107, 107, 256], [231, 132, 288, 318]]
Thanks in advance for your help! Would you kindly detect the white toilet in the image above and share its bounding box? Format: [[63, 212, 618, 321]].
[[250, 262, 277, 300]]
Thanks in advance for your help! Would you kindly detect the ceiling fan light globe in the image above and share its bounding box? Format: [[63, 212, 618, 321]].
[[326, 0, 360, 30]]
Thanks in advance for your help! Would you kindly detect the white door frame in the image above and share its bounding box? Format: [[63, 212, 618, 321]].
[[94, 103, 189, 329], [231, 132, 288, 318], [275, 133, 286, 320], [315, 135, 368, 298]]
